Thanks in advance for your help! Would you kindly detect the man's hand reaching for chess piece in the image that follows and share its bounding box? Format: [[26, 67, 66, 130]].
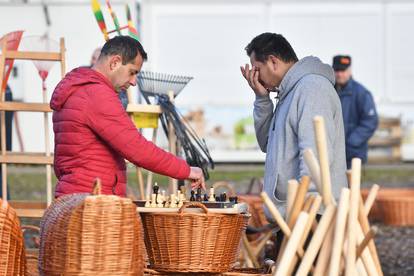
[[189, 167, 206, 191]]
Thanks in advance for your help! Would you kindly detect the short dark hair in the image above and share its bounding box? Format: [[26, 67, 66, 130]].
[[245, 33, 298, 63], [100, 36, 148, 64]]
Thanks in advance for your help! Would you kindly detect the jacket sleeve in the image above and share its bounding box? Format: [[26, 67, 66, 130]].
[[347, 90, 378, 147], [253, 95, 274, 152], [294, 78, 339, 181], [85, 85, 190, 179]]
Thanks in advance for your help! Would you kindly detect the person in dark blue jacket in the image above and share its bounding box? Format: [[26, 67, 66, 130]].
[[333, 55, 378, 169]]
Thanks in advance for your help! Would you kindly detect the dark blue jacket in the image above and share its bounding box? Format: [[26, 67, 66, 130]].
[[337, 78, 378, 167]]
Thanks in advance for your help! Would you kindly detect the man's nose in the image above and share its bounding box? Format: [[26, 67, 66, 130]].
[[129, 76, 137, 86]]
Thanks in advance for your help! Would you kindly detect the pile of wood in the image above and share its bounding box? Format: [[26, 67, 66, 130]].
[[261, 116, 383, 276]]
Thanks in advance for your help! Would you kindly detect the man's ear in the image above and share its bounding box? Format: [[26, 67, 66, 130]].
[[269, 55, 279, 71], [109, 55, 122, 71]]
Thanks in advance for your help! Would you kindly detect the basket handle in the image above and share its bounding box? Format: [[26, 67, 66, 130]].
[[178, 202, 209, 214], [212, 181, 236, 196], [92, 178, 102, 195]]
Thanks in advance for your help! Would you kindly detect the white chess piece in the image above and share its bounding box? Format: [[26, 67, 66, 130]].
[[144, 195, 151, 207], [169, 194, 177, 208], [208, 187, 215, 202], [150, 194, 157, 208]]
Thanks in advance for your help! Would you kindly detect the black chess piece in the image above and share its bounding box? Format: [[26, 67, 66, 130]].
[[220, 192, 227, 202], [190, 190, 196, 201], [203, 194, 208, 202], [215, 196, 220, 202], [153, 183, 159, 203], [196, 187, 202, 202]]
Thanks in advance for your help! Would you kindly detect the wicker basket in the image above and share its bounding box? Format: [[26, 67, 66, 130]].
[[39, 181, 145, 275], [0, 199, 26, 276], [377, 189, 414, 226], [144, 267, 270, 275], [213, 180, 268, 239], [140, 202, 249, 273], [362, 188, 414, 226]]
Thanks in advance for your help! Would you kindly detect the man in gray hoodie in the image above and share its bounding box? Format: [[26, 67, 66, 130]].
[[241, 33, 347, 219]]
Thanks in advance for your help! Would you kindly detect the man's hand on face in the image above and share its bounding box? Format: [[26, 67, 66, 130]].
[[240, 64, 269, 97], [188, 167, 206, 191]]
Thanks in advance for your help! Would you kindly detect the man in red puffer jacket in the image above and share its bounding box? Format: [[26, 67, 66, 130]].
[[51, 36, 204, 197]]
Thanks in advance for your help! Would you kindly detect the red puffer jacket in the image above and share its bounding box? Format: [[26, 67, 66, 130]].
[[51, 67, 190, 197]]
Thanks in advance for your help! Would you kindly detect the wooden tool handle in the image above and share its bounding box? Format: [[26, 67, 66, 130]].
[[329, 188, 350, 276], [364, 184, 380, 215], [313, 116, 333, 206], [275, 212, 309, 276], [260, 192, 291, 237], [346, 158, 362, 276], [303, 148, 322, 193]]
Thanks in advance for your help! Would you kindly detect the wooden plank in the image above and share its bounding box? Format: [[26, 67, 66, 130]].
[[0, 152, 53, 164], [368, 137, 401, 147], [5, 50, 62, 61], [15, 209, 45, 218], [0, 102, 52, 112], [126, 104, 162, 114], [9, 201, 47, 209]]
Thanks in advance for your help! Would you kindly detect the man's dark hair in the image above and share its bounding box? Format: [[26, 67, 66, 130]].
[[100, 36, 148, 64], [245, 33, 298, 63]]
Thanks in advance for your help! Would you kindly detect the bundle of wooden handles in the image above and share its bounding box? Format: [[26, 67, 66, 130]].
[[260, 116, 382, 276]]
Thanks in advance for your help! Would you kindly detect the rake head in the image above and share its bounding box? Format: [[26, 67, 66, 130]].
[[137, 71, 193, 97]]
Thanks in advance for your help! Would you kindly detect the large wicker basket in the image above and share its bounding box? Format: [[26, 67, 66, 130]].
[[39, 182, 145, 275], [144, 267, 271, 275], [362, 188, 414, 226], [140, 202, 249, 273], [0, 199, 26, 276]]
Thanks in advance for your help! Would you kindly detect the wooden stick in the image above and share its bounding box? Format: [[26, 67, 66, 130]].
[[303, 148, 322, 194], [346, 158, 361, 276], [0, 39, 7, 201], [167, 91, 178, 194], [60, 38, 66, 78], [295, 204, 336, 276], [145, 127, 158, 196], [43, 86, 52, 206], [359, 196, 383, 275], [252, 231, 273, 258], [276, 176, 310, 263], [314, 218, 335, 275], [364, 184, 379, 215], [275, 212, 309, 276], [241, 233, 260, 268], [302, 195, 315, 212], [286, 195, 322, 275], [356, 222, 379, 276], [329, 188, 350, 276], [260, 192, 305, 258], [357, 226, 378, 258], [287, 179, 299, 220], [313, 116, 333, 206]]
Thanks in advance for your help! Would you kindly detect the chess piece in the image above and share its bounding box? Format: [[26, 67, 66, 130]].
[[177, 196, 183, 208], [170, 194, 177, 208], [144, 195, 151, 207], [203, 194, 208, 202], [220, 192, 227, 202], [190, 190, 196, 201], [196, 187, 202, 202], [179, 192, 186, 203], [157, 195, 164, 208], [150, 194, 157, 208], [153, 182, 160, 204], [208, 187, 215, 202]]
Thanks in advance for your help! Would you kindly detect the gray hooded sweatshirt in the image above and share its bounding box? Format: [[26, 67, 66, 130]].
[[254, 56, 347, 218]]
